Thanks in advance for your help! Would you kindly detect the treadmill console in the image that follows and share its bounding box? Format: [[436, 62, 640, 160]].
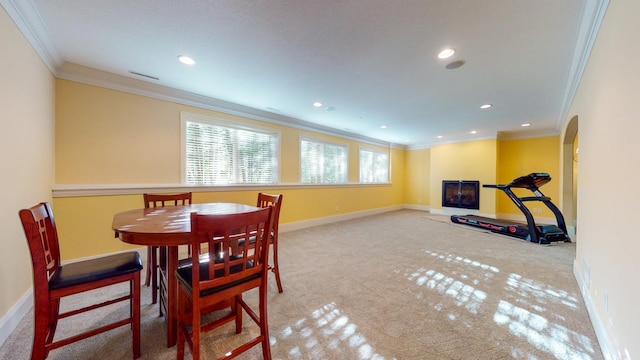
[[509, 172, 551, 189]]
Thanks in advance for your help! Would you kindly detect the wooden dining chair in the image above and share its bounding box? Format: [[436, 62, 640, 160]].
[[19, 202, 143, 360], [175, 206, 273, 360], [143, 192, 192, 306], [238, 193, 284, 292]]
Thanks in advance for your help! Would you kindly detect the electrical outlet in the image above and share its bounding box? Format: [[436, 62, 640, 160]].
[[604, 292, 608, 311], [335, 206, 339, 212]]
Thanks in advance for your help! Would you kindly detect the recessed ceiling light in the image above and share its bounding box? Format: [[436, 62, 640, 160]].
[[178, 55, 195, 65], [470, 130, 477, 134], [438, 48, 455, 59], [521, 123, 531, 127], [313, 102, 323, 107], [480, 104, 492, 109], [380, 125, 388, 129], [437, 135, 443, 139]]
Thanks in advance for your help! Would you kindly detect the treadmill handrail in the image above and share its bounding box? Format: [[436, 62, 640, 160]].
[[520, 196, 551, 202], [482, 184, 507, 189], [483, 173, 552, 191]]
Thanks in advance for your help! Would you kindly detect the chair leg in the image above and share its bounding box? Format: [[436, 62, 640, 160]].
[[158, 246, 167, 317], [176, 290, 185, 360], [151, 246, 158, 304], [191, 301, 201, 360], [31, 300, 54, 360], [259, 283, 272, 360], [234, 296, 243, 334], [132, 273, 141, 359], [272, 242, 283, 293], [144, 246, 152, 287]]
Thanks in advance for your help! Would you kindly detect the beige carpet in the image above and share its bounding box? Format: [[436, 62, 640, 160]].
[[0, 210, 602, 360]]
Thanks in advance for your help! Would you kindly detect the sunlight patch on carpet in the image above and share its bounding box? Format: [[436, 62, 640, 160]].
[[494, 300, 596, 360], [277, 302, 388, 360]]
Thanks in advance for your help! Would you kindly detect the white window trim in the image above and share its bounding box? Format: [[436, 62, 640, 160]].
[[359, 145, 390, 184], [299, 134, 349, 184], [180, 111, 281, 184]]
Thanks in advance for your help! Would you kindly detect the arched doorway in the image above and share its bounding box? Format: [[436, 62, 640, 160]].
[[562, 116, 579, 238]]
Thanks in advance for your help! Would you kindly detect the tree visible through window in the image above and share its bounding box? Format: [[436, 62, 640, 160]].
[[359, 147, 389, 183], [183, 113, 278, 185], [300, 136, 347, 183]]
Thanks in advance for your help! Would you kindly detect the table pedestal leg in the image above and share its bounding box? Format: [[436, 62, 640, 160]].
[[162, 246, 178, 347]]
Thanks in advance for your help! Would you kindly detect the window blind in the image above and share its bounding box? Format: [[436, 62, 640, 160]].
[[359, 147, 389, 183], [300, 136, 347, 183], [184, 118, 278, 185]]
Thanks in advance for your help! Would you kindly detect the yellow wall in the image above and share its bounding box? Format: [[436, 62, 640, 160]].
[[496, 136, 560, 217], [429, 139, 498, 214], [404, 147, 430, 207], [53, 80, 405, 260], [0, 6, 56, 327], [56, 80, 397, 185]]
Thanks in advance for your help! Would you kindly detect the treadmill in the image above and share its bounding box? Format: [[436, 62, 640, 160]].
[[450, 172, 571, 244]]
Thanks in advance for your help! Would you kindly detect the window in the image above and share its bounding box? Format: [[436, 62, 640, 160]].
[[359, 147, 389, 183], [300, 136, 348, 184], [182, 112, 279, 185]]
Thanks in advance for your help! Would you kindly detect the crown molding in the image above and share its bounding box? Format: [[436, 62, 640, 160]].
[[556, 0, 610, 131], [1, 0, 64, 72], [56, 62, 400, 149], [497, 128, 559, 141]]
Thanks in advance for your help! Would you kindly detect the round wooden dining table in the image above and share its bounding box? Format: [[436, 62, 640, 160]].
[[112, 202, 261, 347]]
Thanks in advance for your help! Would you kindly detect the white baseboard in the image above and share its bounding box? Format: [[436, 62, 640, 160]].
[[0, 288, 33, 348], [403, 204, 430, 212], [280, 205, 404, 233], [573, 260, 617, 360]]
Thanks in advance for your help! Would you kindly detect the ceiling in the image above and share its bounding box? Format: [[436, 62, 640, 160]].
[[5, 0, 603, 148]]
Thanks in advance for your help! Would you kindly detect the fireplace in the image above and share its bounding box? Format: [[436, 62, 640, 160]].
[[442, 180, 480, 209]]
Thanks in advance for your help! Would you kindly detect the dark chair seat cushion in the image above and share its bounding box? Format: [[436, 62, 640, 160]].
[[236, 236, 257, 247], [237, 232, 274, 247], [177, 253, 213, 269], [175, 256, 258, 297], [49, 252, 143, 291]]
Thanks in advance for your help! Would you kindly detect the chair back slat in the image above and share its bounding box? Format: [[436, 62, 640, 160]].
[[19, 203, 61, 285], [257, 192, 282, 238], [144, 192, 192, 208], [189, 207, 272, 292]]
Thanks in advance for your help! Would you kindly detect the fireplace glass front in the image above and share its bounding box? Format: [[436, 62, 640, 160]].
[[442, 180, 480, 209]]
